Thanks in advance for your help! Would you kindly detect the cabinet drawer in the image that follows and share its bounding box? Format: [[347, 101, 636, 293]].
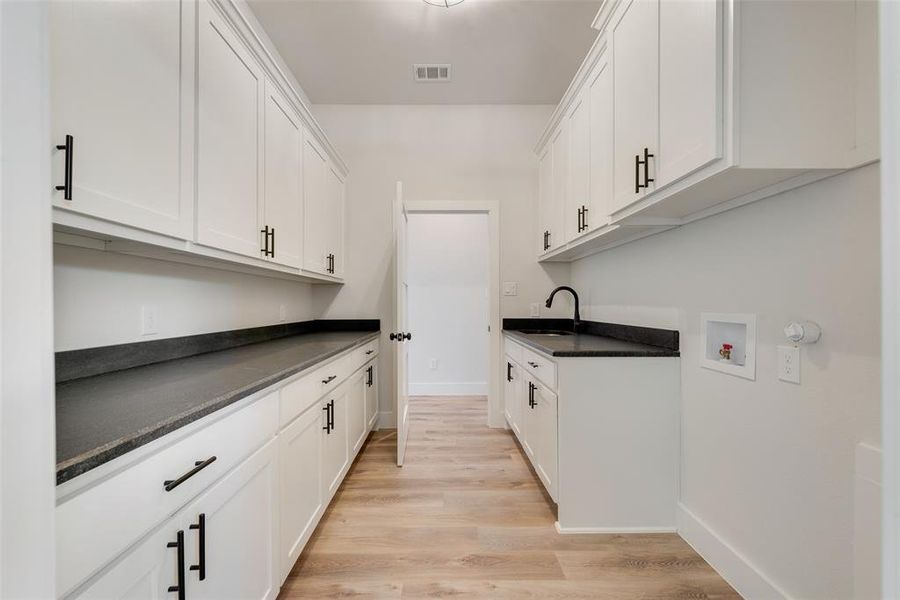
[[504, 336, 523, 365], [522, 347, 557, 390], [57, 391, 278, 597], [353, 338, 379, 370], [279, 353, 353, 427]]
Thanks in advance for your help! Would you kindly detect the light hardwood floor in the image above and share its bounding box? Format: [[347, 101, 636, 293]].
[[279, 396, 740, 599]]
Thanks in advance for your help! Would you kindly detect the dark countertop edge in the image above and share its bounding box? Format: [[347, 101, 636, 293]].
[[56, 330, 380, 485], [503, 329, 680, 358]]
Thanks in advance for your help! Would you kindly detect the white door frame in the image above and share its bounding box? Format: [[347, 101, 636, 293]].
[[404, 201, 503, 428], [882, 0, 900, 595], [1, 2, 58, 596]]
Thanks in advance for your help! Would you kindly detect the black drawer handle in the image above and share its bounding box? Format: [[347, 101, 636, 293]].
[[322, 375, 337, 385], [507, 362, 513, 382], [365, 350, 374, 355], [55, 134, 74, 200], [164, 456, 217, 492], [189, 513, 206, 581], [167, 530, 186, 600], [527, 361, 539, 368]]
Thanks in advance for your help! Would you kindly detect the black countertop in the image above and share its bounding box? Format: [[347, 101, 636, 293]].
[[503, 318, 679, 358], [56, 328, 379, 485]]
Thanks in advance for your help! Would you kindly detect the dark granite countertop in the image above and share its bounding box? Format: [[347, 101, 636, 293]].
[[56, 329, 379, 485], [503, 318, 680, 358]]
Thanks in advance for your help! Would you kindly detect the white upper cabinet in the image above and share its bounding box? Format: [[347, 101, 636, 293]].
[[587, 51, 614, 234], [263, 80, 304, 269], [537, 146, 553, 255], [326, 166, 346, 277], [535, 0, 876, 261], [50, 0, 348, 283], [538, 122, 567, 254], [566, 91, 590, 242], [611, 0, 659, 214], [50, 0, 194, 239], [658, 0, 722, 187], [302, 134, 329, 274], [196, 0, 264, 258]]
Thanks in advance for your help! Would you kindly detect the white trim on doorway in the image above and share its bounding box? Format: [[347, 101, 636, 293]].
[[404, 200, 503, 428]]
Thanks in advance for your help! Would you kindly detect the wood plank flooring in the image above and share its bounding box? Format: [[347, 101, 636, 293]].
[[279, 396, 740, 599]]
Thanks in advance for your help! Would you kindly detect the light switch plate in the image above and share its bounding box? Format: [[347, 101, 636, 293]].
[[777, 345, 800, 384], [503, 282, 518, 296], [141, 306, 158, 336]]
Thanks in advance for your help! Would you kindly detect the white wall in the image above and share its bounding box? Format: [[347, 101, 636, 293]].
[[310, 105, 572, 423], [54, 245, 315, 351], [570, 164, 881, 599], [407, 213, 489, 396]]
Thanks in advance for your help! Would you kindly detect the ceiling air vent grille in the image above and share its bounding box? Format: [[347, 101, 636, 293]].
[[414, 64, 451, 82]]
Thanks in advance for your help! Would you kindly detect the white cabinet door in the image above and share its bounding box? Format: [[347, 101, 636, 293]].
[[612, 0, 659, 214], [196, 0, 264, 258], [521, 377, 538, 461], [534, 382, 559, 502], [278, 403, 323, 583], [504, 359, 523, 438], [322, 388, 349, 499], [548, 123, 568, 251], [263, 80, 303, 269], [187, 439, 279, 600], [658, 0, 722, 186], [566, 90, 590, 242], [537, 146, 553, 255], [587, 52, 614, 232], [50, 0, 193, 239], [365, 362, 379, 430], [326, 166, 346, 277], [348, 369, 367, 456], [71, 518, 182, 600], [302, 134, 329, 274]]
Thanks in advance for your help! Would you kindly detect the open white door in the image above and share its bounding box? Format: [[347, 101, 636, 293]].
[[394, 182, 411, 466]]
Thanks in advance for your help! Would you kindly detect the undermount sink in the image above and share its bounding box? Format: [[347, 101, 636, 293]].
[[517, 329, 574, 336]]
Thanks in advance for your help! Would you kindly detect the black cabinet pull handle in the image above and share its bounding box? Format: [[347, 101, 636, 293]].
[[507, 362, 513, 382], [402, 332, 412, 341], [367, 366, 373, 387], [260, 225, 270, 257], [323, 404, 331, 433], [269, 227, 275, 258], [527, 361, 539, 368], [189, 513, 206, 581], [328, 399, 335, 430], [164, 456, 217, 492], [642, 147, 654, 188], [55, 134, 74, 200], [365, 350, 374, 355], [634, 153, 641, 193], [322, 375, 337, 385], [528, 382, 535, 409], [167, 530, 186, 600], [581, 206, 588, 231], [577, 207, 583, 232]]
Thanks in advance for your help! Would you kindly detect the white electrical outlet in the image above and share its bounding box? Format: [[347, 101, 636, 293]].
[[141, 306, 158, 336], [279, 304, 286, 323], [777, 345, 800, 384], [429, 358, 438, 370], [503, 282, 518, 296], [530, 303, 540, 317]]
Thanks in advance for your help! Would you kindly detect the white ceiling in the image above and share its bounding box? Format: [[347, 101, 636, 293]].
[[246, 0, 603, 104]]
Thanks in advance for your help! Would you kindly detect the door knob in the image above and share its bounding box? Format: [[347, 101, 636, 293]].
[[389, 332, 399, 341], [402, 332, 412, 341]]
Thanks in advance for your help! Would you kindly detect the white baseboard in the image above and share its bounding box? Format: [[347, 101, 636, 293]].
[[678, 503, 791, 600], [408, 382, 488, 396], [555, 522, 676, 534]]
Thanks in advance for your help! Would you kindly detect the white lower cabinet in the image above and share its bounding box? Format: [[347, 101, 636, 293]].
[[322, 386, 349, 499], [277, 402, 322, 583], [185, 439, 279, 600], [60, 339, 379, 599], [504, 334, 679, 531], [365, 361, 378, 429]]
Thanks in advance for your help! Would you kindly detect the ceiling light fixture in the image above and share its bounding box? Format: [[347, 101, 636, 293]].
[[422, 0, 465, 7]]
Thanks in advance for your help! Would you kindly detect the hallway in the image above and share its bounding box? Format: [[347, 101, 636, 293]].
[[280, 396, 739, 599]]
